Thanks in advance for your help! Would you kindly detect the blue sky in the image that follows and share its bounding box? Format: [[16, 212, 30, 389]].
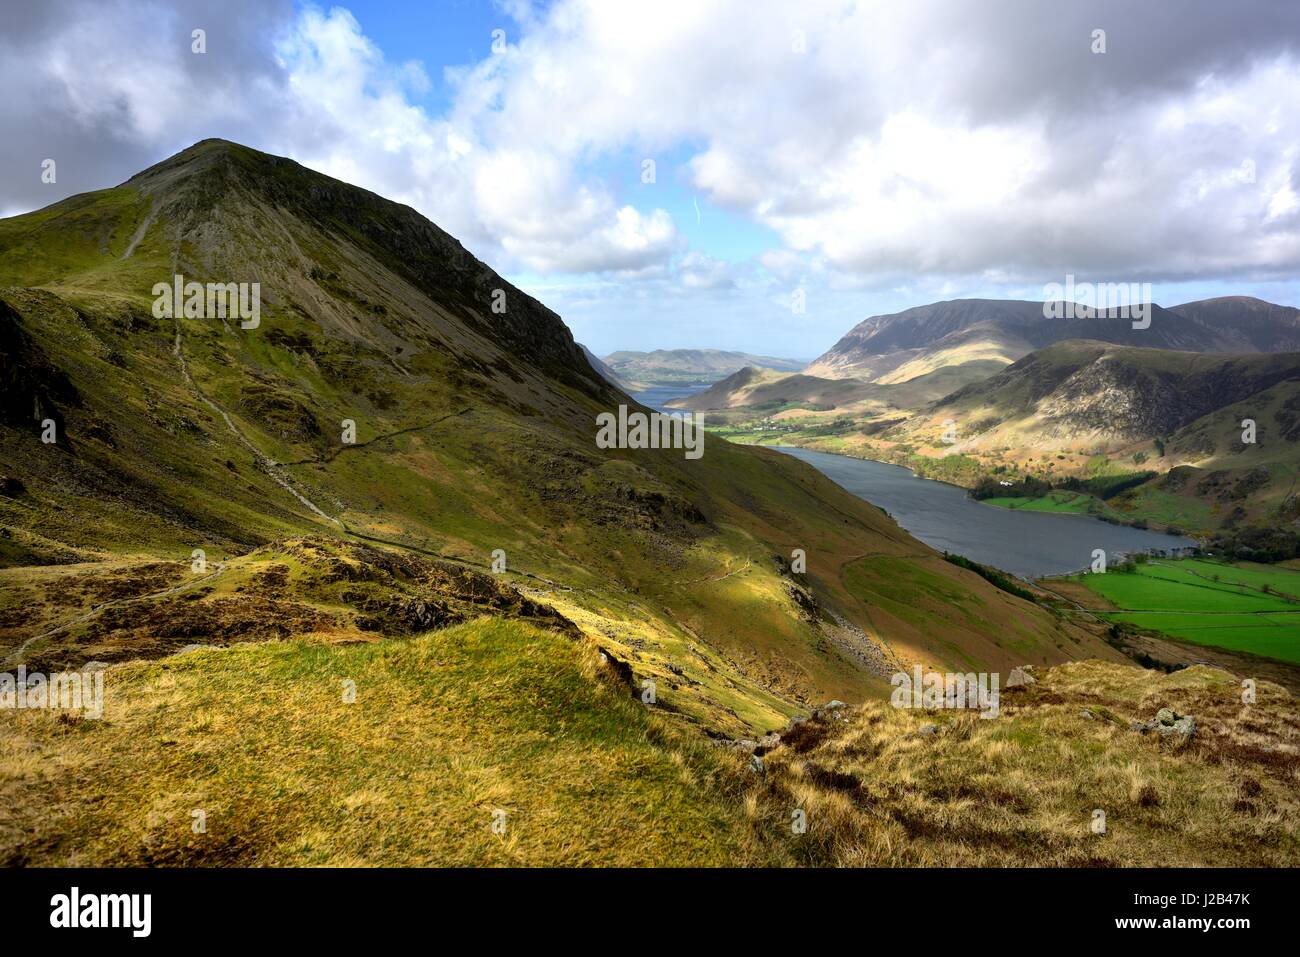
[[2, 0, 1298, 359]]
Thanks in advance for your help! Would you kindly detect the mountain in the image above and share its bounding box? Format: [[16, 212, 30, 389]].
[[927, 341, 1300, 446], [1169, 296, 1300, 352], [578, 343, 632, 391], [6, 140, 1292, 868], [0, 138, 1117, 740], [892, 340, 1300, 532], [735, 330, 1300, 537], [667, 366, 866, 411], [803, 296, 1300, 383], [666, 363, 999, 414], [603, 348, 806, 386]]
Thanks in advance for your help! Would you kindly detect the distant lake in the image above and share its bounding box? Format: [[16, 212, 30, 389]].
[[775, 446, 1196, 578], [628, 382, 713, 412]]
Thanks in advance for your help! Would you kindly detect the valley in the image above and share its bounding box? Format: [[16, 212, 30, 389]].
[[772, 447, 1194, 577], [0, 139, 1295, 869], [667, 298, 1300, 694]]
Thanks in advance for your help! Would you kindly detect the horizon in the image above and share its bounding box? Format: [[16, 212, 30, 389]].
[[10, 133, 1298, 362]]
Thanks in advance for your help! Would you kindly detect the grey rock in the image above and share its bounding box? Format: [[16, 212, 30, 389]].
[[1080, 709, 1094, 720], [749, 754, 765, 774], [917, 723, 939, 736], [1130, 708, 1196, 740], [1006, 667, 1036, 688], [1154, 708, 1195, 739], [815, 699, 851, 721]]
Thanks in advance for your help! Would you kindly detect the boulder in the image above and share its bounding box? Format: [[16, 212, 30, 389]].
[[1153, 707, 1196, 739], [814, 700, 850, 721], [1131, 707, 1195, 741], [1006, 667, 1036, 688]]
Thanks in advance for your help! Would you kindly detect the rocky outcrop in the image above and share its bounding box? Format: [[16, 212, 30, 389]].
[[1131, 707, 1196, 742]]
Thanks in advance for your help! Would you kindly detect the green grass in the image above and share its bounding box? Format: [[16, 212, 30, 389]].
[[1106, 612, 1299, 662], [1068, 558, 1300, 664], [10, 634, 1296, 866], [1115, 486, 1215, 532], [1172, 558, 1300, 597], [0, 619, 773, 866], [983, 490, 1096, 513]]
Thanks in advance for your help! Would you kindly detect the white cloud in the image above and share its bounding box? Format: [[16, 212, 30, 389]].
[[268, 7, 684, 274], [677, 251, 735, 290], [431, 0, 1300, 283], [3, 0, 1300, 354]]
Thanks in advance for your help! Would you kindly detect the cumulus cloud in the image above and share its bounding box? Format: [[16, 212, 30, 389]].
[[463, 0, 1300, 283], [0, 0, 295, 208], [2, 0, 1298, 317], [0, 0, 682, 275]]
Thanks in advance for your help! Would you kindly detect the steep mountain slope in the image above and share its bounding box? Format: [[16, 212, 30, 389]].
[[920, 341, 1300, 449], [878, 341, 1300, 534], [804, 296, 1299, 383], [0, 139, 1118, 739], [603, 348, 805, 386], [579, 343, 632, 390]]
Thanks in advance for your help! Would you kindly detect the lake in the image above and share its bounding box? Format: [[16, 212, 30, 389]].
[[627, 383, 712, 412], [775, 446, 1196, 578]]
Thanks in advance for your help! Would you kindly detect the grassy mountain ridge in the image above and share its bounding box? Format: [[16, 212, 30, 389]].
[[0, 138, 1111, 741], [5, 640, 1293, 866], [1, 140, 1291, 868], [667, 362, 1005, 416], [930, 341, 1300, 441], [1170, 296, 1300, 353], [803, 296, 1300, 384]]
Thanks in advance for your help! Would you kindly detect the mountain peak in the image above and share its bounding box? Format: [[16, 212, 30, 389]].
[[2, 139, 608, 397], [124, 137, 272, 190]]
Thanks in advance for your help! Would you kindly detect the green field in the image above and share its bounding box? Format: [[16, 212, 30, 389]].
[[1067, 559, 1300, 664], [982, 490, 1097, 514]]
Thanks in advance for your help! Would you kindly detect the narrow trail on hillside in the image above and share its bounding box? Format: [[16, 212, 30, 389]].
[[1032, 581, 1110, 625], [3, 561, 228, 667], [672, 556, 752, 585], [280, 410, 473, 466], [161, 324, 886, 702], [174, 325, 342, 528], [120, 200, 158, 260], [168, 323, 574, 596]]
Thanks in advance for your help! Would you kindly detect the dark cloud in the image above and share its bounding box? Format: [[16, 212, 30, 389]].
[[0, 0, 293, 212]]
